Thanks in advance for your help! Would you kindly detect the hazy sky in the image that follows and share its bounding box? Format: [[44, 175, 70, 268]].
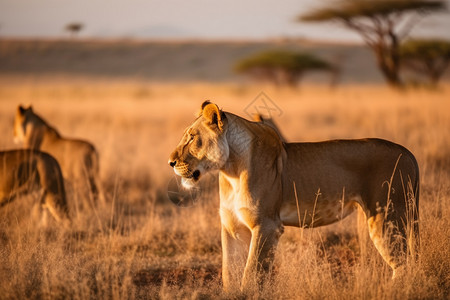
[[1, 0, 449, 41]]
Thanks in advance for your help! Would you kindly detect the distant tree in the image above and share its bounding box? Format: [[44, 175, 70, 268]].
[[235, 50, 333, 86], [65, 22, 84, 38], [299, 0, 447, 87], [400, 39, 450, 86]]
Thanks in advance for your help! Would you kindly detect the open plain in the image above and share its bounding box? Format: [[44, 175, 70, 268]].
[[0, 40, 449, 299]]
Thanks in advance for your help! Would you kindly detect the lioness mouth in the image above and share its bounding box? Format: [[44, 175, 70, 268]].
[[192, 170, 201, 181], [180, 170, 201, 189], [183, 169, 200, 181]]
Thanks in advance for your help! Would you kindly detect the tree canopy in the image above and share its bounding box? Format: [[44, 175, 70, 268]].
[[65, 23, 84, 37], [401, 39, 450, 85], [298, 0, 447, 87], [300, 0, 445, 22], [235, 50, 333, 86], [235, 50, 331, 73], [401, 39, 450, 60]]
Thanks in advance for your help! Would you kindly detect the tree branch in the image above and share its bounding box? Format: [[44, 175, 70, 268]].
[[397, 12, 425, 40], [344, 18, 377, 46]]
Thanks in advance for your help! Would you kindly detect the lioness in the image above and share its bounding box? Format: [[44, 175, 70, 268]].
[[0, 150, 69, 224], [14, 105, 102, 204], [169, 101, 419, 292]]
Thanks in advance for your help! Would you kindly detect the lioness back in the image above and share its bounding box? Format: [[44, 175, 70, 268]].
[[47, 137, 99, 180], [13, 105, 102, 203]]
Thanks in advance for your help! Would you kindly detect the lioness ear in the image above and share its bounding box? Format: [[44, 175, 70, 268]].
[[18, 105, 26, 115], [253, 113, 264, 122], [197, 100, 212, 117], [201, 100, 211, 110], [202, 102, 225, 131]]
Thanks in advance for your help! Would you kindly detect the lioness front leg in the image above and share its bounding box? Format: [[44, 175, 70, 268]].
[[241, 220, 283, 292], [221, 225, 251, 293]]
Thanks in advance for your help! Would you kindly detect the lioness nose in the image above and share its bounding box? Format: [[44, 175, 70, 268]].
[[169, 160, 176, 168]]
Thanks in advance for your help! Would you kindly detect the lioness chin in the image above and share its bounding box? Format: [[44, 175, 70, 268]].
[[169, 101, 419, 293]]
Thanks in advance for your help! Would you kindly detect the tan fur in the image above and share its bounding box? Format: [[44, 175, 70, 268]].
[[253, 113, 286, 142], [0, 150, 70, 224], [14, 105, 103, 204], [169, 101, 420, 293]]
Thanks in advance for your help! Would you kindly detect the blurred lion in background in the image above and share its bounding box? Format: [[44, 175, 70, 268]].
[[14, 105, 103, 206], [0, 149, 69, 225]]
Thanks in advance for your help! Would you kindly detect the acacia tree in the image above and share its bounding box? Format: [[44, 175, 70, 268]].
[[400, 39, 450, 86], [299, 0, 446, 87], [65, 22, 84, 38], [235, 50, 333, 86]]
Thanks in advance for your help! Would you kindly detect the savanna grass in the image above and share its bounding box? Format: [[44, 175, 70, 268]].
[[0, 77, 449, 299]]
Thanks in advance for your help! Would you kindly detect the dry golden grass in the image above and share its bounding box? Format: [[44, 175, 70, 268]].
[[0, 77, 449, 299]]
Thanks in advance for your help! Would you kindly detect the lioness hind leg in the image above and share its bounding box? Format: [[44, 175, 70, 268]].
[[84, 152, 104, 206], [40, 190, 70, 226], [89, 173, 105, 205], [366, 212, 409, 277]]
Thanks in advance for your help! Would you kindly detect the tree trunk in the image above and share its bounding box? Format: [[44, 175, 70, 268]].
[[372, 36, 402, 87]]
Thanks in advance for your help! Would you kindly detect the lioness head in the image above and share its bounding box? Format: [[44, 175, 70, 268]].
[[168, 101, 229, 188], [13, 105, 48, 148], [13, 105, 32, 144]]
